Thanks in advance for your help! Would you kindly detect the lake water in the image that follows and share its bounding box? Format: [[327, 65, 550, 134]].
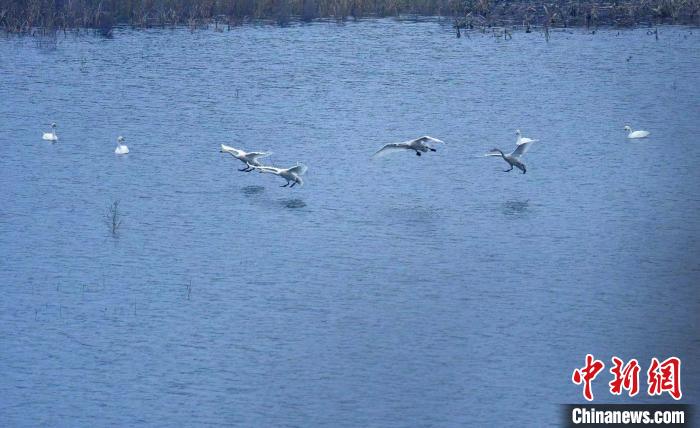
[[1, 20, 699, 426]]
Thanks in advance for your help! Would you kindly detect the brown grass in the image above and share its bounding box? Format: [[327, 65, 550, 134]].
[[1, 0, 698, 33]]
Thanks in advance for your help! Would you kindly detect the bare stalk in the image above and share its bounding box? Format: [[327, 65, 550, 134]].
[[107, 200, 122, 235]]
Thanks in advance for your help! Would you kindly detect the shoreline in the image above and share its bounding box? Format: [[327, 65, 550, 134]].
[[3, 17, 698, 41]]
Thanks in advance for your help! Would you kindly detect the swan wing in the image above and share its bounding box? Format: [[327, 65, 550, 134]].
[[287, 163, 308, 176], [372, 143, 411, 158], [517, 137, 538, 145], [253, 165, 282, 175], [511, 141, 534, 158], [220, 144, 243, 157], [630, 130, 650, 138], [246, 151, 273, 166], [484, 150, 503, 157], [415, 135, 445, 144], [247, 151, 272, 160]]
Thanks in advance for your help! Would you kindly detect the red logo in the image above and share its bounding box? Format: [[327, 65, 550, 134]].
[[572, 355, 682, 401], [609, 357, 640, 397], [572, 354, 605, 401], [647, 357, 682, 400]]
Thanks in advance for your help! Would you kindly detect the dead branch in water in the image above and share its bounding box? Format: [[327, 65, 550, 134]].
[[107, 200, 122, 236]]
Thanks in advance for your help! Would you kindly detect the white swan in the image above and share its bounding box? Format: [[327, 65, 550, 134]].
[[220, 144, 272, 172], [42, 123, 58, 142], [254, 163, 308, 187], [515, 129, 538, 146], [115, 136, 129, 154], [485, 140, 536, 174], [372, 136, 445, 158], [624, 125, 650, 139]]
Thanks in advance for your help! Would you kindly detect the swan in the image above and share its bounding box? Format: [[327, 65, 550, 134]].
[[624, 125, 650, 139], [42, 123, 58, 142], [515, 129, 538, 146], [485, 140, 535, 174], [115, 136, 129, 154], [254, 163, 308, 187], [372, 136, 444, 158], [220, 144, 272, 172]]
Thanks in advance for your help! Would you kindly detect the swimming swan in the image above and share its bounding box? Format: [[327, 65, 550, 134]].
[[254, 163, 308, 187], [624, 125, 650, 139], [515, 129, 538, 146], [485, 140, 536, 174], [220, 144, 272, 172], [115, 136, 129, 154], [372, 136, 445, 158], [42, 123, 58, 142]]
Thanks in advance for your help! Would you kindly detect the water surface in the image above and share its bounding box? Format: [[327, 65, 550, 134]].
[[1, 21, 699, 426]]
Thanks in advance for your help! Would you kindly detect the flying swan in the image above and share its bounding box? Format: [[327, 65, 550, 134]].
[[624, 125, 650, 139], [515, 129, 538, 146], [220, 144, 272, 171], [254, 163, 308, 188], [485, 140, 536, 174], [115, 136, 129, 154], [372, 136, 445, 158], [42, 123, 58, 142]]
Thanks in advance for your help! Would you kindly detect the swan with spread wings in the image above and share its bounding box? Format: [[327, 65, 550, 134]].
[[372, 136, 445, 158], [254, 163, 308, 188], [220, 144, 273, 172], [484, 140, 536, 174]]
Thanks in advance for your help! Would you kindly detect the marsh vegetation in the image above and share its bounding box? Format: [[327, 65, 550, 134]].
[[106, 200, 122, 236], [1, 0, 698, 34]]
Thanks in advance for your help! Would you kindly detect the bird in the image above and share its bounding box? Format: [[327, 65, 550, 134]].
[[220, 144, 272, 172], [515, 129, 538, 146], [624, 125, 650, 139], [115, 136, 129, 154], [485, 140, 536, 174], [372, 136, 445, 158], [254, 163, 308, 188], [42, 123, 58, 142]]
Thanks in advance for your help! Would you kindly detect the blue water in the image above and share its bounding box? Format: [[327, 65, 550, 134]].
[[1, 21, 699, 426]]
